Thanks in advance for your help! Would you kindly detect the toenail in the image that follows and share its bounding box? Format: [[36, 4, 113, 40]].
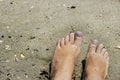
[[70, 33, 74, 35], [76, 31, 82, 37], [100, 44, 104, 47], [93, 39, 98, 45]]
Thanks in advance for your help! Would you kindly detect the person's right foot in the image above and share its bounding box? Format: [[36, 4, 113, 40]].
[[85, 40, 109, 80], [51, 32, 83, 80]]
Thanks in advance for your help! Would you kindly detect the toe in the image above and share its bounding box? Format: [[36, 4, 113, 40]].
[[96, 44, 104, 53], [56, 39, 61, 48], [74, 31, 83, 46], [69, 33, 75, 44], [88, 39, 99, 54], [104, 52, 109, 59], [65, 35, 69, 45], [101, 48, 107, 55], [60, 38, 65, 46]]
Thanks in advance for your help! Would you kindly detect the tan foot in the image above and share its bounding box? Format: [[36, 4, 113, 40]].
[[51, 31, 83, 80], [85, 40, 109, 80]]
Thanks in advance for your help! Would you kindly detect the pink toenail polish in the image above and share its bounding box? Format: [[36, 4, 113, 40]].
[[76, 31, 82, 37], [93, 39, 98, 45]]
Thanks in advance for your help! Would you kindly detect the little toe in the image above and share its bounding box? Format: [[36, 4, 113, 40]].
[[88, 39, 99, 54], [74, 31, 83, 47], [69, 33, 75, 44], [56, 39, 61, 48], [104, 52, 109, 59], [96, 44, 104, 54]]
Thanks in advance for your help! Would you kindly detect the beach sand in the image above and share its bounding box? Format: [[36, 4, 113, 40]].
[[0, 0, 120, 80]]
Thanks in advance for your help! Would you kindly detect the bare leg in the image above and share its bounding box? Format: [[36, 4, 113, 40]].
[[51, 32, 83, 80], [85, 40, 109, 80]]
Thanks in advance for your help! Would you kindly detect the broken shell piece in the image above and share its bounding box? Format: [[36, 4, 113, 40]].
[[21, 54, 25, 58], [14, 55, 17, 57], [15, 57, 19, 62], [115, 46, 120, 49], [5, 45, 11, 50]]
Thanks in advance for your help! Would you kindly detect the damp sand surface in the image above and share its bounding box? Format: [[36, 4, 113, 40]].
[[0, 0, 120, 80]]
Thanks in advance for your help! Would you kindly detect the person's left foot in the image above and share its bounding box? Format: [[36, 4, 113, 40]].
[[51, 32, 83, 80], [85, 40, 109, 80]]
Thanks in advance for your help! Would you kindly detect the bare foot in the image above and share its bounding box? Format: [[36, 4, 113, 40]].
[[51, 31, 83, 80], [85, 40, 109, 80]]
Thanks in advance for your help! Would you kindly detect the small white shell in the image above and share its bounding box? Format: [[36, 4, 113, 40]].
[[0, 40, 3, 44]]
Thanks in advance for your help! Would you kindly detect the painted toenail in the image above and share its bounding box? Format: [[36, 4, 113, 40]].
[[76, 31, 82, 37], [93, 39, 98, 45]]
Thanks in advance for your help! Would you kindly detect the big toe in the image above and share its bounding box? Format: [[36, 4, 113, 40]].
[[74, 31, 83, 47], [88, 39, 99, 54]]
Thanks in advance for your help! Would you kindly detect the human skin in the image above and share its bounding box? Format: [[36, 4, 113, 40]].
[[51, 32, 109, 80], [85, 40, 109, 80], [51, 31, 83, 80]]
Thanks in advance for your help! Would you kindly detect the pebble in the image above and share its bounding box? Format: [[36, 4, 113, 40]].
[[14, 55, 19, 62], [70, 6, 76, 9], [46, 48, 49, 51], [14, 55, 17, 57], [62, 4, 66, 7], [20, 35, 23, 37], [24, 73, 29, 79], [30, 36, 35, 39], [49, 16, 52, 19], [15, 57, 19, 62], [10, 2, 13, 4], [26, 48, 30, 51], [7, 73, 10, 76], [17, 76, 20, 79], [99, 13, 103, 17], [0, 40, 3, 44], [32, 64, 35, 66], [6, 26, 10, 29], [30, 6, 34, 9], [29, 10, 31, 12], [1, 35, 4, 38], [10, 1, 16, 5], [67, 6, 76, 9], [8, 36, 12, 38], [33, 49, 39, 52]]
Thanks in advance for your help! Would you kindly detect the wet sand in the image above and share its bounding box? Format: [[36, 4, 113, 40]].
[[0, 0, 120, 80]]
